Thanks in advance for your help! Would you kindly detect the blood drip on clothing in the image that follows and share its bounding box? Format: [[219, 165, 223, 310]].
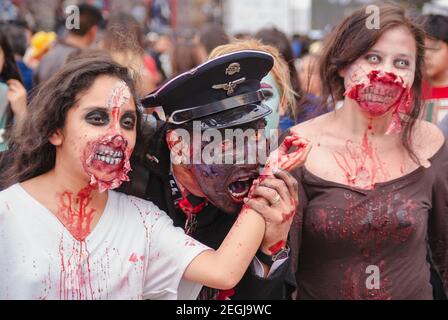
[[58, 236, 95, 299], [308, 189, 422, 299], [57, 185, 95, 241]]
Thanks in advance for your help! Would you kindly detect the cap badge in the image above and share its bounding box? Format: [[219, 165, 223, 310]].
[[225, 62, 241, 75], [212, 77, 246, 96]]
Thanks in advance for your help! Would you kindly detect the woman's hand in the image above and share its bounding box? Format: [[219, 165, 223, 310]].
[[245, 169, 299, 254], [6, 79, 27, 122], [246, 134, 311, 255]]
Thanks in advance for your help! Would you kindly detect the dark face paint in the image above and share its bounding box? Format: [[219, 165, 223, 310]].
[[189, 120, 267, 214], [191, 164, 259, 214]]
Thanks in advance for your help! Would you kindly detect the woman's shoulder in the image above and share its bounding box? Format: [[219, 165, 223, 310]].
[[411, 120, 446, 162], [289, 112, 332, 141], [0, 183, 19, 198], [0, 184, 21, 213]]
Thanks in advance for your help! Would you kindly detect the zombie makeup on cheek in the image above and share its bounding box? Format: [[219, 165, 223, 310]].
[[82, 134, 133, 192], [82, 81, 134, 192]]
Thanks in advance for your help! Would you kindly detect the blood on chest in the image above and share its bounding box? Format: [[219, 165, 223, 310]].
[[304, 190, 426, 258]]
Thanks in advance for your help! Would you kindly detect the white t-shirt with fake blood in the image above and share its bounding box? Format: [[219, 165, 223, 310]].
[[0, 184, 210, 300]]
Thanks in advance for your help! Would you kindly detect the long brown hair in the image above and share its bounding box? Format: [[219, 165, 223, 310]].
[[0, 56, 138, 189], [319, 3, 425, 162]]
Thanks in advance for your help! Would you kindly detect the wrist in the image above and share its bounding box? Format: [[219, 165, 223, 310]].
[[256, 243, 290, 267], [261, 239, 287, 255]]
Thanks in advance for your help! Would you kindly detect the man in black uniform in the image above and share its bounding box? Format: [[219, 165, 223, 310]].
[[121, 50, 297, 299]]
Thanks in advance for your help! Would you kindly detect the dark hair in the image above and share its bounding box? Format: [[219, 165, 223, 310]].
[[0, 29, 24, 137], [103, 13, 144, 53], [319, 3, 425, 163], [69, 3, 103, 36], [0, 56, 139, 189], [198, 24, 230, 55], [2, 24, 28, 57], [171, 38, 202, 77], [422, 14, 448, 43]]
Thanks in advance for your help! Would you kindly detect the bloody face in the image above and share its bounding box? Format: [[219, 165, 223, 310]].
[[345, 70, 407, 117], [173, 120, 267, 214], [342, 26, 416, 120], [59, 76, 137, 192]]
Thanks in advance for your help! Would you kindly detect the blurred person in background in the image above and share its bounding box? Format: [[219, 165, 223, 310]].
[[34, 3, 103, 86], [1, 21, 33, 92], [102, 12, 159, 97], [0, 30, 27, 153], [422, 14, 448, 136], [171, 37, 202, 77], [298, 54, 322, 99], [255, 28, 326, 132], [146, 32, 173, 84], [296, 42, 328, 124], [291, 34, 311, 59], [195, 23, 230, 63]]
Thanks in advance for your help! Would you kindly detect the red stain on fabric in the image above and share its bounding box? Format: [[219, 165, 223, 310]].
[[129, 253, 139, 263], [57, 185, 95, 241]]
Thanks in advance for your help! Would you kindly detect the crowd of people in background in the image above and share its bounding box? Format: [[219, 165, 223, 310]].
[[3, 2, 446, 141]]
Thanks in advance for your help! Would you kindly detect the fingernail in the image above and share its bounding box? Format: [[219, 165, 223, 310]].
[[243, 197, 249, 203]]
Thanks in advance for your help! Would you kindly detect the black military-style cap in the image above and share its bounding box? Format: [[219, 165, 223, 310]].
[[141, 50, 274, 130]]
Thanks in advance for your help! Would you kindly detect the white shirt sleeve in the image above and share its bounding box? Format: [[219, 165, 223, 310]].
[[142, 206, 210, 300]]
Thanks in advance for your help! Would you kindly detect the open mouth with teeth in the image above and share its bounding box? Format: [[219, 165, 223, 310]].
[[93, 145, 124, 165], [82, 135, 132, 193], [226, 176, 257, 202], [359, 84, 402, 104], [90, 144, 126, 173]]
